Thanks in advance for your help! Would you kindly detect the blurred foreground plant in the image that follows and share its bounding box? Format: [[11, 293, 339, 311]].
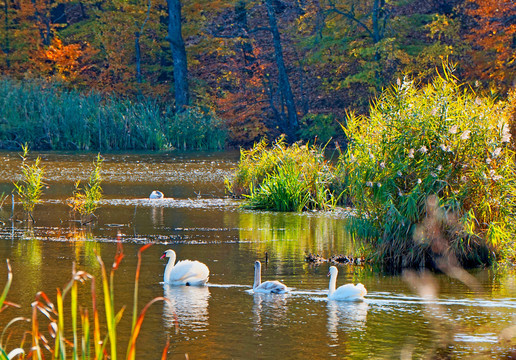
[[343, 65, 516, 269], [0, 243, 169, 359]]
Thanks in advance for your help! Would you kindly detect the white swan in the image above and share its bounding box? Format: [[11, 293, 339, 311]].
[[150, 190, 164, 199], [253, 260, 289, 294], [327, 266, 367, 301], [161, 249, 209, 286]]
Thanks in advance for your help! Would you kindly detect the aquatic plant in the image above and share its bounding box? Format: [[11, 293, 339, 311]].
[[68, 154, 103, 224], [0, 78, 226, 151], [167, 106, 227, 150], [342, 65, 516, 269], [12, 144, 45, 220], [0, 243, 169, 359], [226, 136, 342, 211]]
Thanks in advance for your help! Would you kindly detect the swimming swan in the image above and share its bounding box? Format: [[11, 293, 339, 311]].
[[161, 249, 209, 286], [150, 190, 164, 199], [253, 260, 289, 294], [327, 266, 367, 301]]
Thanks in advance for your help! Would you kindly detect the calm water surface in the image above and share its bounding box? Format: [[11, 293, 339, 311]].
[[0, 151, 514, 359]]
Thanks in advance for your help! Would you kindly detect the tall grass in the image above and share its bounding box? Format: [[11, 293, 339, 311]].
[[12, 144, 45, 219], [68, 154, 103, 224], [0, 243, 169, 359], [0, 78, 227, 151], [226, 136, 342, 211], [342, 65, 516, 269]]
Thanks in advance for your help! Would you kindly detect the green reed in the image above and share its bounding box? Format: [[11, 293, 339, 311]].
[[68, 154, 103, 223], [0, 243, 168, 360], [342, 64, 516, 269], [227, 136, 342, 211], [0, 78, 226, 151], [12, 144, 45, 218]]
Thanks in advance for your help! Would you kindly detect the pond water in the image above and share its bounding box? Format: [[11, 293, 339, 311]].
[[0, 151, 514, 359]]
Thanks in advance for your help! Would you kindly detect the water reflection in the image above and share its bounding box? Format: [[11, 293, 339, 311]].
[[326, 300, 368, 342], [163, 284, 210, 333], [252, 292, 290, 331]]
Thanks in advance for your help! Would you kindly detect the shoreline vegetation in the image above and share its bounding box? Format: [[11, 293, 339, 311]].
[[0, 78, 227, 152], [227, 68, 516, 270]]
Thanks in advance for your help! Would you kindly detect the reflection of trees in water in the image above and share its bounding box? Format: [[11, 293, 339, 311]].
[[163, 285, 210, 333], [151, 206, 164, 226], [238, 212, 354, 259], [326, 300, 368, 343], [253, 292, 290, 332]]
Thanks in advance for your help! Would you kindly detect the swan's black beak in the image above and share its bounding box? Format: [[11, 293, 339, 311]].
[[160, 253, 166, 260], [327, 271, 331, 277]]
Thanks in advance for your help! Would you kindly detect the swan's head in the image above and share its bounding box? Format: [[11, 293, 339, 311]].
[[327, 266, 338, 277], [254, 260, 261, 269], [160, 249, 176, 260]]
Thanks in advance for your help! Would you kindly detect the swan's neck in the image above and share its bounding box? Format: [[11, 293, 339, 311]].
[[253, 264, 261, 289], [328, 272, 337, 296], [164, 254, 176, 282]]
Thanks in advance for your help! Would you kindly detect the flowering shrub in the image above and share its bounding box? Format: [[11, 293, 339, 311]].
[[343, 67, 516, 268]]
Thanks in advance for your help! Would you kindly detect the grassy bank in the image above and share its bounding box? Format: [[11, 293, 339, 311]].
[[228, 68, 516, 269], [0, 78, 227, 151], [343, 67, 516, 269]]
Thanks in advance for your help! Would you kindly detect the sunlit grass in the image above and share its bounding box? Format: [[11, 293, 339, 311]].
[[226, 135, 343, 211], [0, 243, 169, 359], [342, 64, 516, 269]]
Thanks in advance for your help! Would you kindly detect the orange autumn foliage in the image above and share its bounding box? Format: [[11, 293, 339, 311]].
[[465, 0, 516, 89]]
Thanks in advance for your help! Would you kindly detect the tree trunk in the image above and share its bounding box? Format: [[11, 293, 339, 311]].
[[264, 0, 298, 137], [167, 0, 189, 110], [3, 0, 9, 68]]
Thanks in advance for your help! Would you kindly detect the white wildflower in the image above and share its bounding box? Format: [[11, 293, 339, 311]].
[[493, 147, 502, 158], [460, 130, 471, 140], [461, 175, 468, 182], [350, 155, 356, 162], [408, 149, 414, 158], [449, 125, 458, 134], [417, 178, 422, 184], [501, 123, 511, 143], [486, 158, 492, 164], [380, 162, 386, 169], [436, 165, 442, 171], [366, 181, 373, 187], [398, 190, 403, 196], [430, 172, 437, 178], [377, 182, 382, 188], [489, 169, 496, 178], [493, 175, 503, 181], [397, 170, 402, 177], [475, 97, 482, 105], [419, 146, 428, 153]]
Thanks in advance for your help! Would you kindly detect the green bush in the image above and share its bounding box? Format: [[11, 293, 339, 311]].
[[13, 144, 45, 217], [342, 67, 516, 269], [297, 113, 339, 144], [226, 136, 341, 211]]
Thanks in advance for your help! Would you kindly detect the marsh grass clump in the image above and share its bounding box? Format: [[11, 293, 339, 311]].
[[343, 66, 516, 269], [226, 136, 342, 211], [68, 154, 103, 224], [13, 144, 45, 219], [168, 107, 227, 150]]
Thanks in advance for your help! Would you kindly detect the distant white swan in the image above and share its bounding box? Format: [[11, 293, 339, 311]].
[[253, 260, 289, 294], [161, 249, 209, 286], [327, 266, 367, 301], [150, 190, 164, 199]]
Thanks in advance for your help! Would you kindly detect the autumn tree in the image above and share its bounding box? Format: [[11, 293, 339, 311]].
[[464, 0, 516, 91]]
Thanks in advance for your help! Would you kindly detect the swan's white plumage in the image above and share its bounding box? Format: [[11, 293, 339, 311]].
[[327, 266, 366, 301], [150, 190, 164, 199], [161, 249, 209, 286], [253, 260, 288, 294]]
